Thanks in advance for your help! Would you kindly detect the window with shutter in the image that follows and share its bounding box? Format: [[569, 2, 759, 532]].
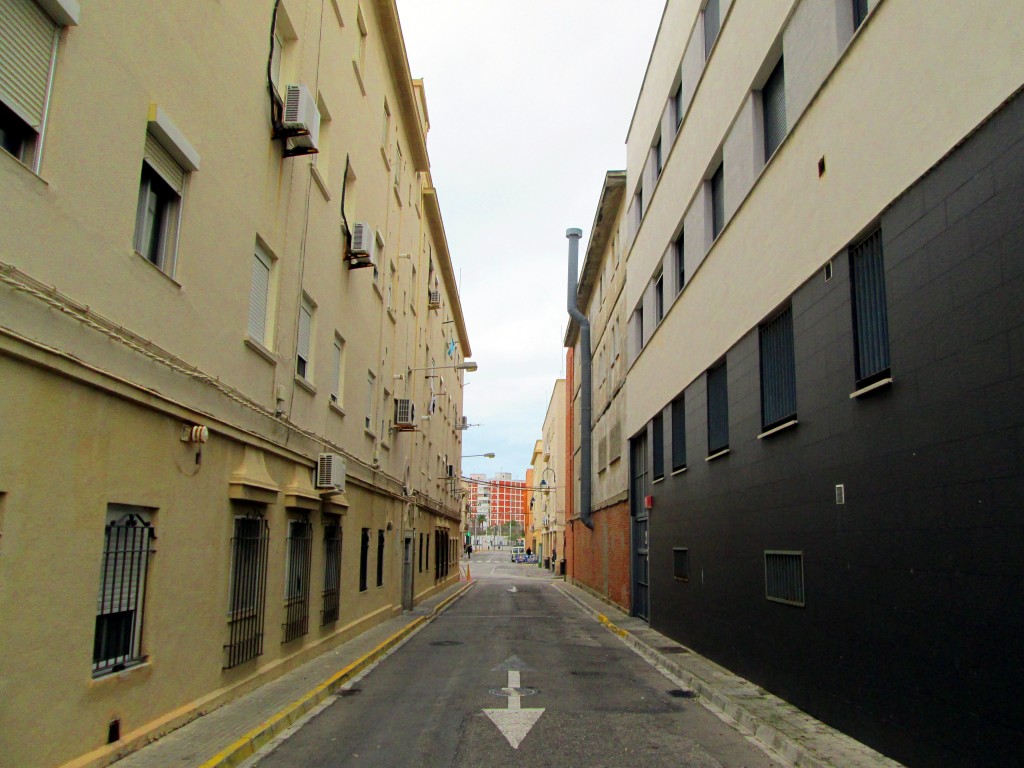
[[671, 395, 686, 471], [248, 246, 272, 345], [652, 413, 664, 480], [850, 229, 890, 387], [763, 58, 787, 161], [711, 163, 725, 240], [759, 306, 797, 431], [134, 133, 186, 274], [707, 361, 729, 455], [703, 0, 720, 59], [296, 298, 312, 378]]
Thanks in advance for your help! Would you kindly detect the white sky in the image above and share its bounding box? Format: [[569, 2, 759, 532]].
[[395, 1, 665, 479]]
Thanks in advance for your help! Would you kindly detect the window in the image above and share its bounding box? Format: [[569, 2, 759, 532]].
[[93, 507, 154, 677], [703, 0, 721, 58], [134, 134, 185, 273], [707, 361, 729, 455], [248, 245, 273, 346], [654, 137, 663, 178], [381, 100, 391, 152], [376, 530, 385, 586], [418, 532, 423, 572], [365, 371, 375, 430], [270, 30, 284, 90], [634, 306, 644, 350], [675, 232, 685, 295], [673, 548, 689, 581], [673, 82, 684, 128], [634, 189, 643, 228], [283, 518, 312, 642], [765, 551, 804, 606], [226, 513, 270, 668], [356, 5, 368, 73], [296, 296, 313, 379], [321, 517, 341, 626], [671, 395, 686, 471], [852, 0, 869, 30], [849, 228, 890, 388], [654, 272, 664, 323], [652, 413, 664, 480], [0, 0, 75, 170], [393, 142, 402, 188], [711, 163, 725, 241], [359, 528, 369, 592], [762, 58, 787, 161], [331, 336, 345, 406], [759, 306, 797, 431]]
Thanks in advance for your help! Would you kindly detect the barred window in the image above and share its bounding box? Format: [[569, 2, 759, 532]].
[[671, 395, 687, 471], [283, 518, 312, 642], [376, 529, 385, 587], [321, 517, 341, 626], [225, 513, 269, 669], [759, 306, 797, 431], [850, 229, 891, 388], [359, 528, 369, 592], [93, 507, 155, 677], [652, 413, 665, 480], [707, 361, 729, 455], [765, 551, 805, 606]]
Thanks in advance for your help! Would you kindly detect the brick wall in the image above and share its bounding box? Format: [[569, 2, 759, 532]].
[[567, 501, 631, 612]]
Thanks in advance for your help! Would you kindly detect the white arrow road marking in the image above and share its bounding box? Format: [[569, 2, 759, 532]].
[[483, 670, 544, 749]]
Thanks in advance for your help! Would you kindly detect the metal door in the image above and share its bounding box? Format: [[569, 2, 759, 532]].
[[631, 432, 649, 621], [402, 534, 414, 611]]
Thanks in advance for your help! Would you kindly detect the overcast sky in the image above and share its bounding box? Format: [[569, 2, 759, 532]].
[[395, 1, 665, 479]]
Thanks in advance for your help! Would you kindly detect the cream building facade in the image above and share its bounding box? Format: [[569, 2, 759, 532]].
[[0, 2, 471, 767], [530, 380, 566, 570]]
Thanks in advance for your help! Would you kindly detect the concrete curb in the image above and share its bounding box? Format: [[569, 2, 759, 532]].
[[197, 582, 475, 768], [554, 584, 903, 768]]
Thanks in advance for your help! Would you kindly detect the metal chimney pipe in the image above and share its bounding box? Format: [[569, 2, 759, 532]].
[[566, 228, 594, 530]]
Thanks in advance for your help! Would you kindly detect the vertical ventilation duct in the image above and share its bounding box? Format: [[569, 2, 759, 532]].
[[566, 228, 594, 530]]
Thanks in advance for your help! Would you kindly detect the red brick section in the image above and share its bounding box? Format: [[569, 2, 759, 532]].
[[567, 501, 631, 612]]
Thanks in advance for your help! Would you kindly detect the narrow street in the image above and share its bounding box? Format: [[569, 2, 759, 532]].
[[246, 551, 784, 768]]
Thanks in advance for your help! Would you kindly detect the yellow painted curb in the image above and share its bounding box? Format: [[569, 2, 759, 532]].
[[199, 582, 474, 768]]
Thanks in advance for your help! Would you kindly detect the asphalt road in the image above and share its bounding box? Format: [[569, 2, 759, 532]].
[[247, 550, 786, 768]]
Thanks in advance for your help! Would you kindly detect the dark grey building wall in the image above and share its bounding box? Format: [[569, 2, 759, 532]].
[[645, 92, 1024, 767]]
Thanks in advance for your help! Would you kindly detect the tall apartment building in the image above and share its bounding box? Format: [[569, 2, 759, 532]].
[[565, 172, 631, 610], [466, 472, 526, 533], [622, 0, 1023, 765], [0, 2, 471, 767]]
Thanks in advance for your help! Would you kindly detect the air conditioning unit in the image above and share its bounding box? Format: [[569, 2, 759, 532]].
[[394, 398, 416, 428], [458, 416, 469, 430], [350, 222, 374, 256], [283, 84, 320, 149], [316, 452, 346, 491], [428, 290, 441, 308]]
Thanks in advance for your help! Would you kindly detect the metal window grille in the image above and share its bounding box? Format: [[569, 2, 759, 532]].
[[703, 0, 720, 57], [849, 229, 891, 387], [359, 528, 369, 592], [225, 514, 270, 668], [283, 519, 312, 642], [671, 396, 687, 471], [376, 530, 385, 587], [321, 520, 341, 626], [93, 511, 155, 677], [852, 0, 868, 29], [652, 414, 665, 479], [711, 164, 725, 239], [765, 551, 805, 606], [707, 362, 729, 454], [673, 548, 689, 581], [631, 431, 648, 511], [763, 57, 787, 160], [759, 306, 797, 430]]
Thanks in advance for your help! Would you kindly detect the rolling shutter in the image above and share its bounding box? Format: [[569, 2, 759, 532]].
[[248, 249, 271, 342], [144, 132, 185, 192], [763, 58, 787, 159], [0, 0, 58, 129], [297, 300, 312, 362]]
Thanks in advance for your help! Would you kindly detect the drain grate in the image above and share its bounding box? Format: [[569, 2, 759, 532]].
[[667, 689, 696, 699], [570, 670, 604, 677], [429, 640, 463, 647]]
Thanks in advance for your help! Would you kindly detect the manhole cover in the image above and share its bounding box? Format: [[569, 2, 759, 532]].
[[488, 687, 537, 698], [667, 689, 696, 699], [430, 640, 463, 647], [657, 646, 689, 654]]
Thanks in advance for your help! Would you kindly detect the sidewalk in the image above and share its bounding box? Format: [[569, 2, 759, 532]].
[[554, 581, 905, 768], [110, 581, 473, 768]]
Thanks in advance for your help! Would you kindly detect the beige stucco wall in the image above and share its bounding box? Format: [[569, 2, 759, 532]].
[[623, 0, 1024, 437]]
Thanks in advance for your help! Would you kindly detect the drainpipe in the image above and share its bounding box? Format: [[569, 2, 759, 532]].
[[566, 228, 594, 530]]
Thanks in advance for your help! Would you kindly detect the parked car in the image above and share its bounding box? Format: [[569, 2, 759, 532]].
[[510, 546, 526, 562]]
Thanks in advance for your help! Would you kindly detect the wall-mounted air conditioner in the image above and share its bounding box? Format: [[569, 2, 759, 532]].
[[351, 222, 374, 255], [283, 84, 320, 149], [458, 416, 470, 430], [394, 398, 416, 428], [316, 452, 346, 491], [428, 290, 441, 308]]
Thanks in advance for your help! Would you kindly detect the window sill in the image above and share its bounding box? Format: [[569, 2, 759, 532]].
[[372, 282, 383, 300], [757, 419, 798, 440], [310, 163, 331, 201], [652, 476, 664, 484], [380, 145, 391, 171], [671, 466, 687, 476], [392, 184, 403, 206], [364, 428, 377, 440], [850, 377, 893, 399], [329, 401, 345, 417], [244, 337, 277, 365], [133, 251, 182, 287], [352, 60, 366, 96], [90, 660, 152, 686], [705, 448, 730, 462], [294, 375, 316, 395], [387, 308, 396, 324]]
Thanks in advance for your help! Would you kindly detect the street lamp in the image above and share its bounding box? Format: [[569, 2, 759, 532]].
[[409, 361, 478, 374], [463, 452, 495, 458]]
